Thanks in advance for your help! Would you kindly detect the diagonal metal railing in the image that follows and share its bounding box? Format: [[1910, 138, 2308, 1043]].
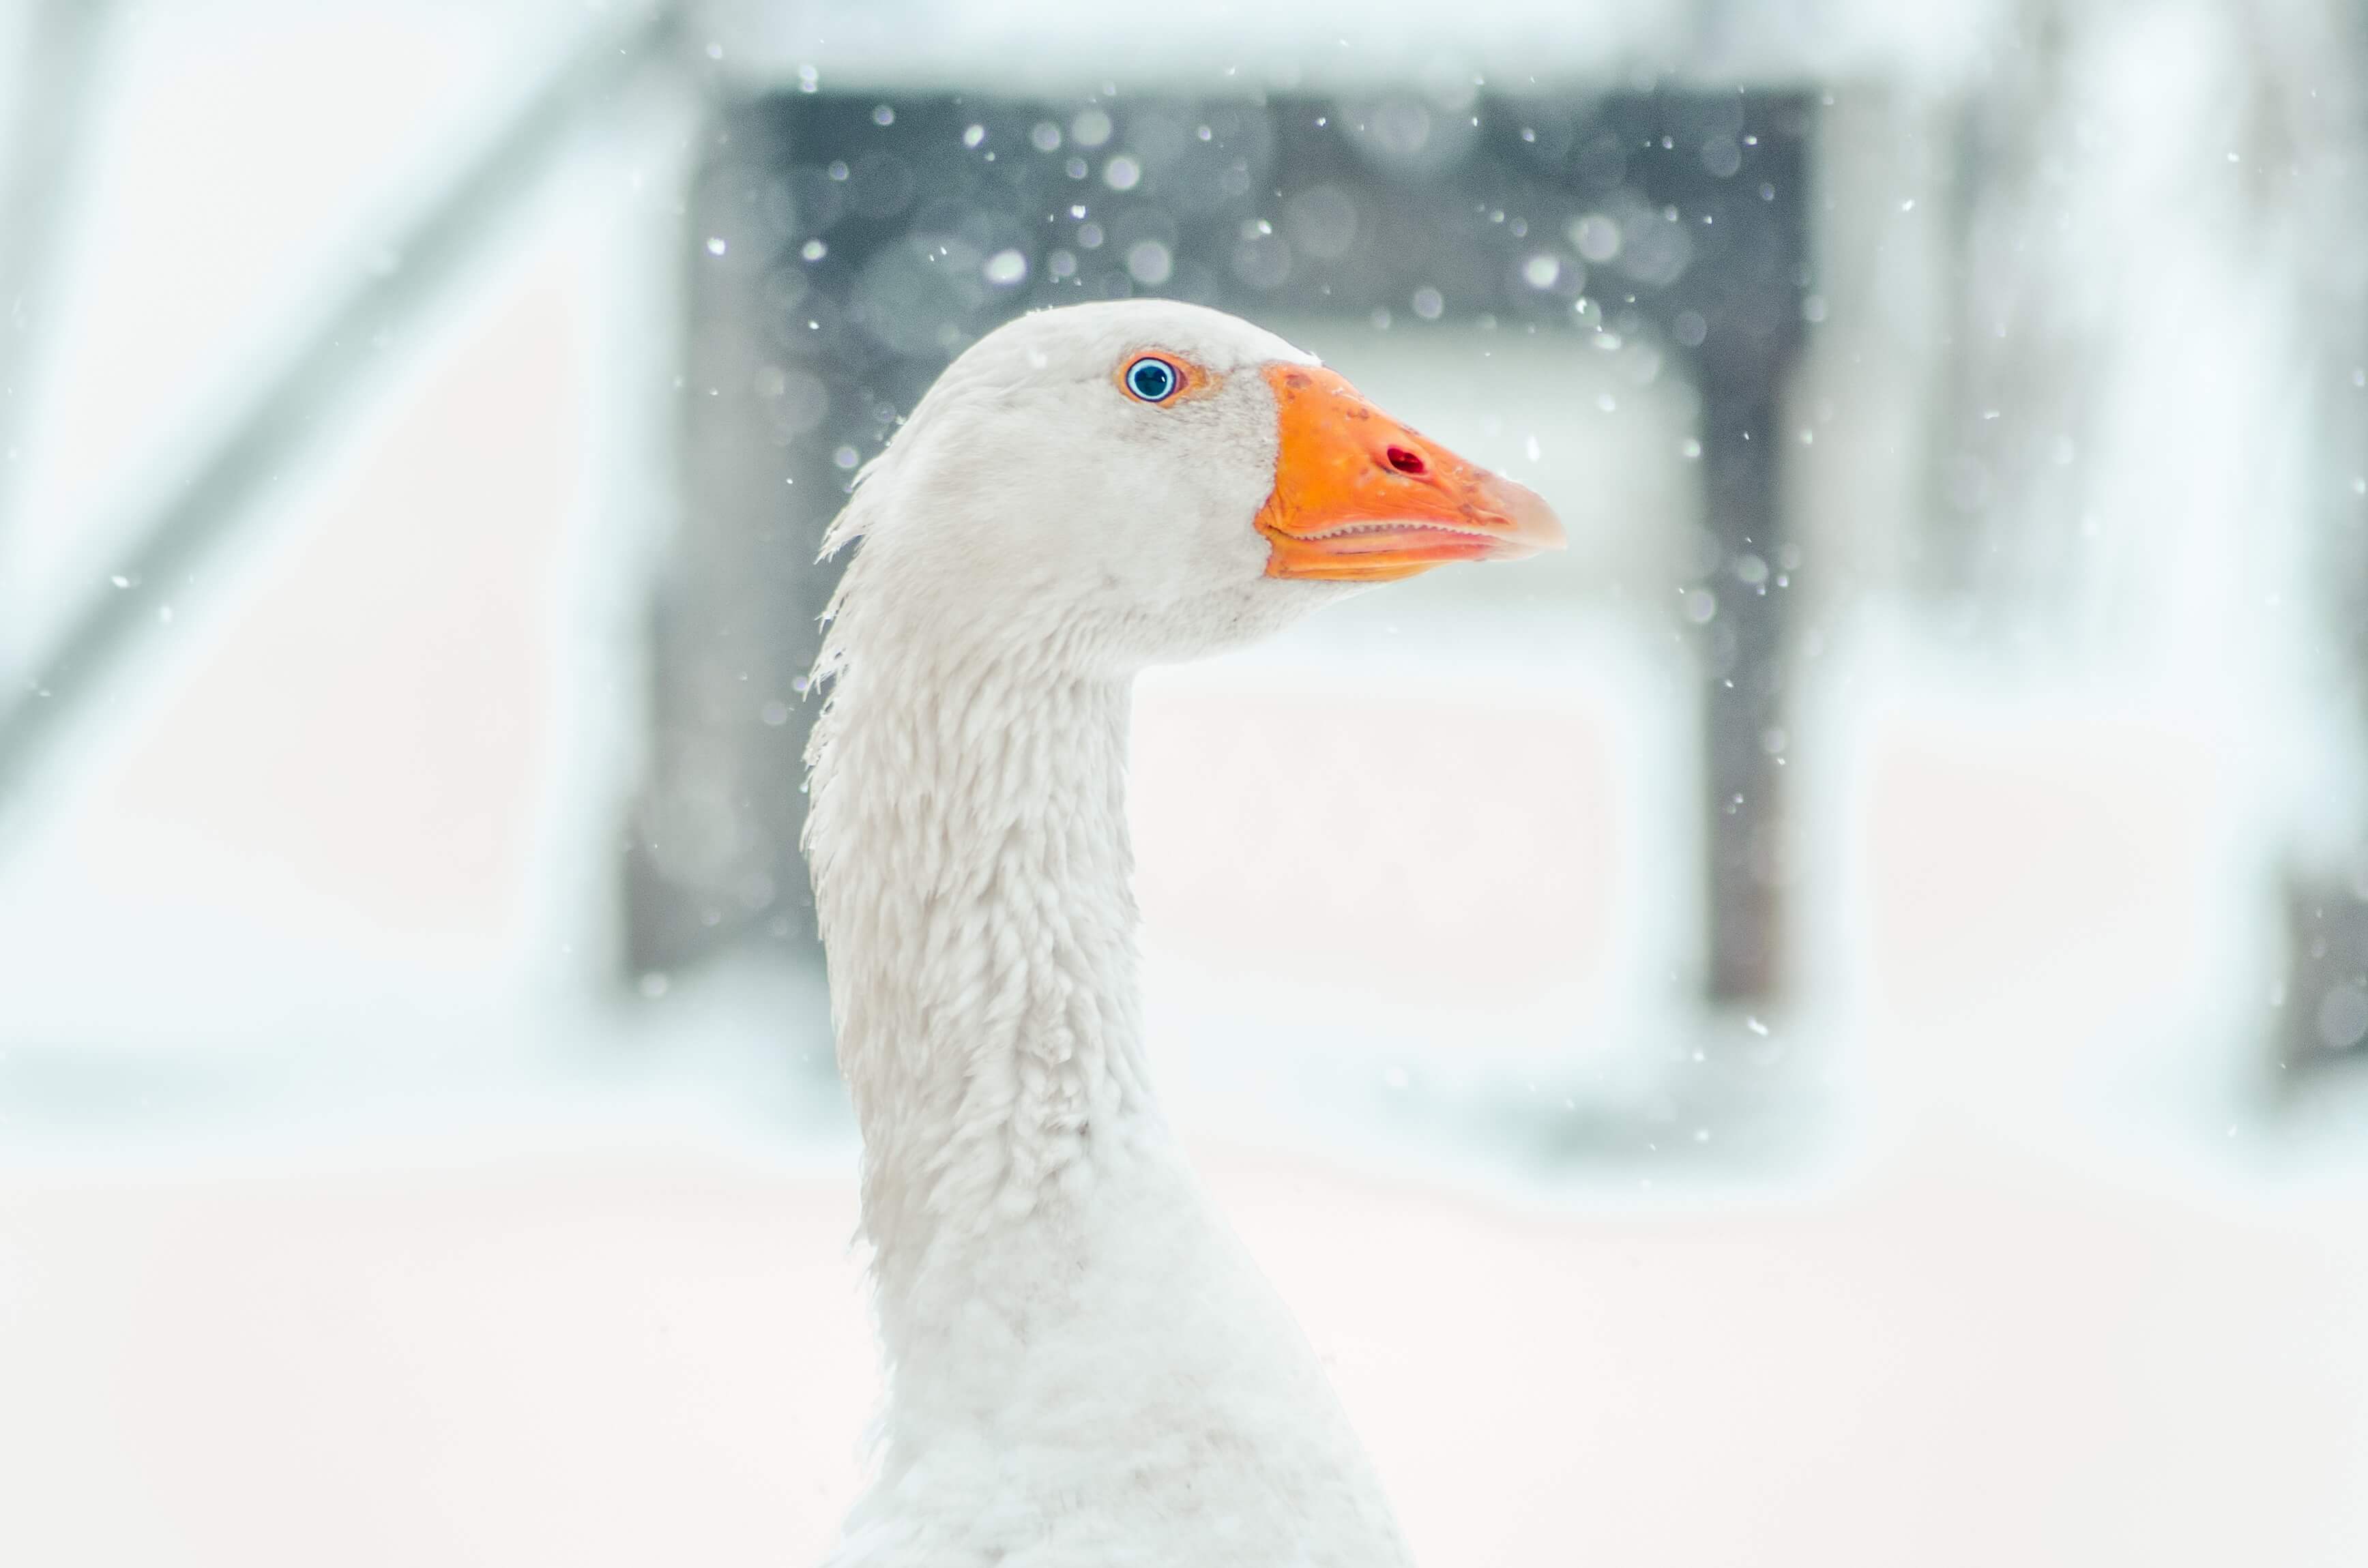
[[0, 0, 685, 818], [0, 0, 116, 542]]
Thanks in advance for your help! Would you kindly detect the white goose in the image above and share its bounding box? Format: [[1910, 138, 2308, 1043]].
[[803, 299, 1563, 1566]]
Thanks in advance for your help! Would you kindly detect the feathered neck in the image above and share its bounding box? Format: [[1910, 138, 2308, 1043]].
[[801, 505, 1414, 1568], [804, 580, 1163, 1340]]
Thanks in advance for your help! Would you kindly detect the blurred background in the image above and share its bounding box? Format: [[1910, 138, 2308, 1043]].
[[4, 0, 2368, 1563]]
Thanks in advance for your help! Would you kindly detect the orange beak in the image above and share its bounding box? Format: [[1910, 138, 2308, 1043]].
[[1256, 365, 1566, 582]]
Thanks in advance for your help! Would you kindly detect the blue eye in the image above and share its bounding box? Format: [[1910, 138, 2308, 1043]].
[[1124, 356, 1180, 402]]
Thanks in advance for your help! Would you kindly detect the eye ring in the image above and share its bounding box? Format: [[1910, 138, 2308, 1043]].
[[1124, 355, 1181, 403]]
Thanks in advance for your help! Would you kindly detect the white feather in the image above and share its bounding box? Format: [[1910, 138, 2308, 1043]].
[[804, 302, 1409, 1565]]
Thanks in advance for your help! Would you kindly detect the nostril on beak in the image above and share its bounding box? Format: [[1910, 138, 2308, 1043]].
[[1384, 445, 1427, 475]]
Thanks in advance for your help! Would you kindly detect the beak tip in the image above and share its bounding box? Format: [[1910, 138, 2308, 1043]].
[[1495, 481, 1568, 559]]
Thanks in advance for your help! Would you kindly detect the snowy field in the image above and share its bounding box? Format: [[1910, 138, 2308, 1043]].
[[7, 1127, 2368, 1567], [8, 896, 2368, 1568]]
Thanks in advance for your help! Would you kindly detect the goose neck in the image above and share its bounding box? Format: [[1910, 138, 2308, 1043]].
[[808, 645, 1160, 1282]]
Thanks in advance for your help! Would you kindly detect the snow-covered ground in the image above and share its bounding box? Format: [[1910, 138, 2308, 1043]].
[[8, 1108, 2368, 1567]]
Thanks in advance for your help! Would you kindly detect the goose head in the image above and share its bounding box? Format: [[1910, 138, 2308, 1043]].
[[832, 299, 1564, 671]]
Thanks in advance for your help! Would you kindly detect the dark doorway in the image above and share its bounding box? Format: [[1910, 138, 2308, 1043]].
[[629, 86, 1814, 1011]]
